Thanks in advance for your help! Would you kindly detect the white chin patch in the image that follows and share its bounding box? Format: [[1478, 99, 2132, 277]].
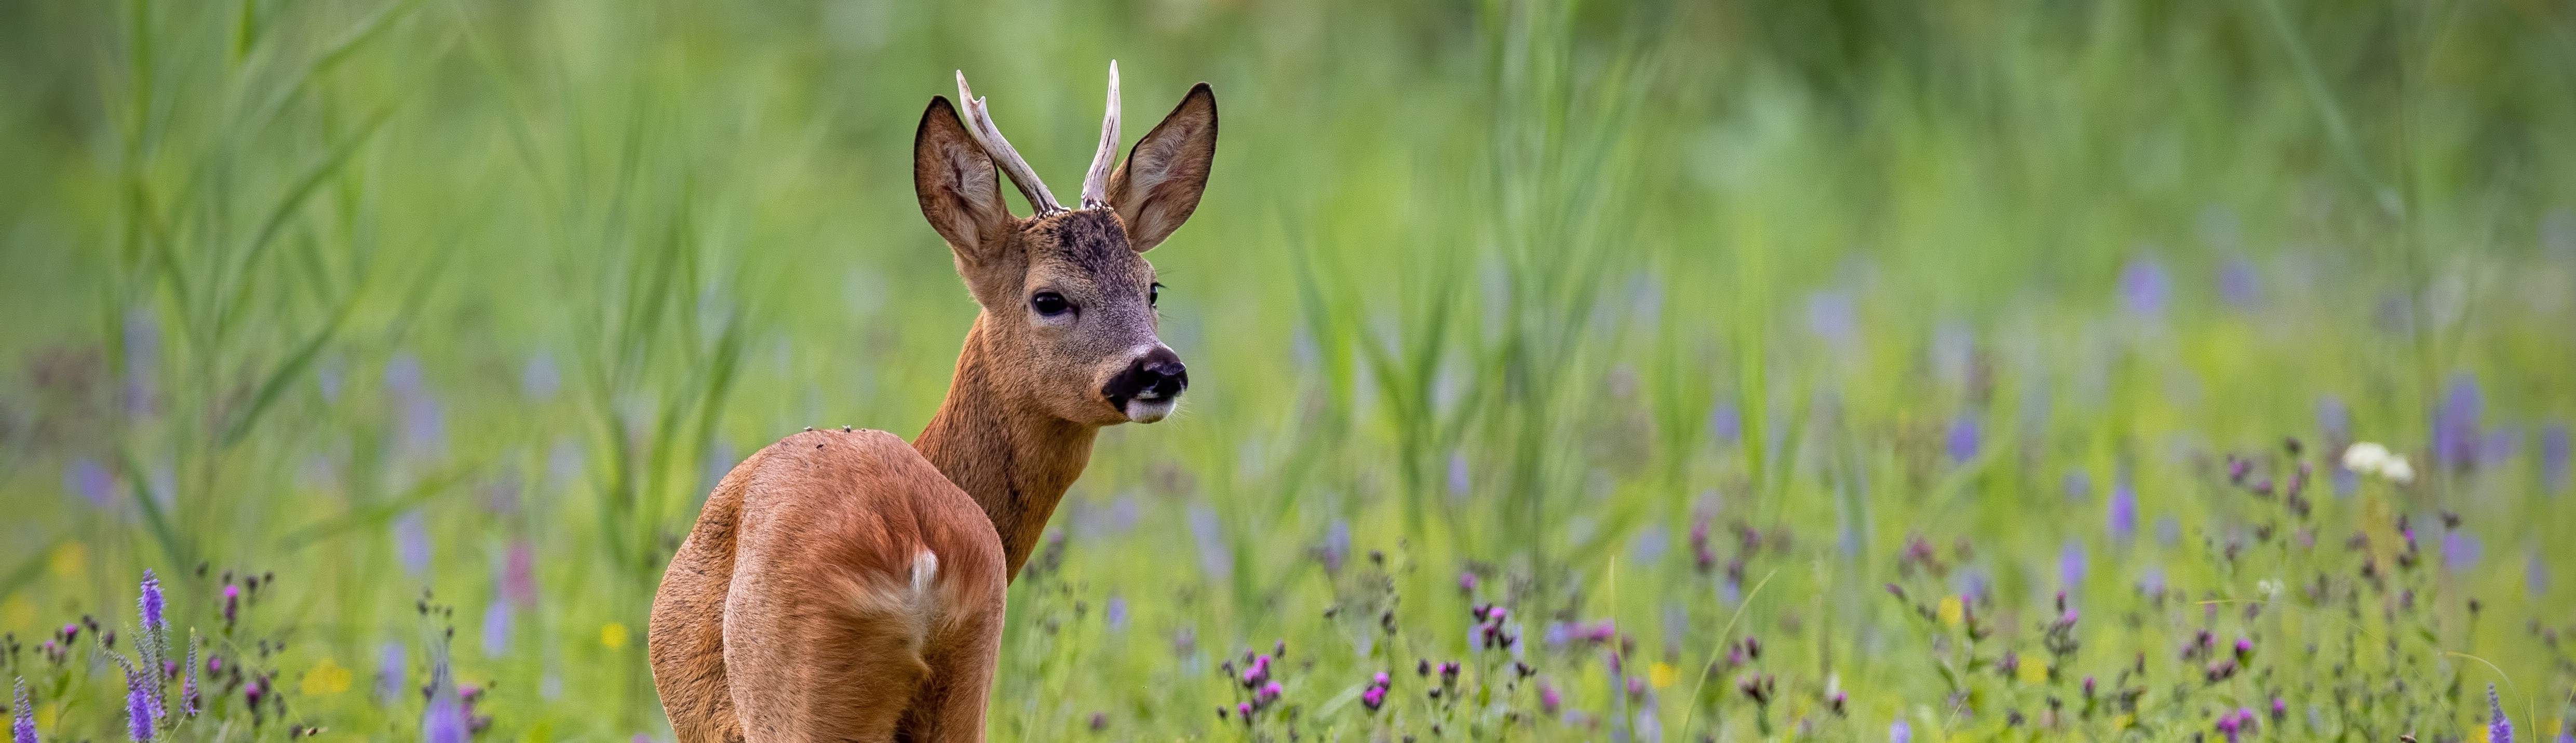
[[1124, 397, 1177, 424]]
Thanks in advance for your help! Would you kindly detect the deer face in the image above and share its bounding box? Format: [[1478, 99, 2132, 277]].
[[913, 67, 1216, 426]]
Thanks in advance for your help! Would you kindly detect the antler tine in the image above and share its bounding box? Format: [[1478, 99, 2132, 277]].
[[1080, 60, 1121, 210], [954, 70, 1064, 215]]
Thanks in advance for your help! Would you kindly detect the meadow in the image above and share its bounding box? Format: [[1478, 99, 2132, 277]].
[[2, 0, 2573, 740]]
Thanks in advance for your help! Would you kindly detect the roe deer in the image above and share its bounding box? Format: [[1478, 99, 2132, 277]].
[[646, 62, 1216, 743]]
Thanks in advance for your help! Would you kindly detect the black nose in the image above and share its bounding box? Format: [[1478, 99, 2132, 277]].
[[1102, 346, 1189, 405]]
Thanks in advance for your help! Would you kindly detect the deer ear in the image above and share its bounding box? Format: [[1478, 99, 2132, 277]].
[[915, 96, 1016, 263], [1108, 83, 1216, 253]]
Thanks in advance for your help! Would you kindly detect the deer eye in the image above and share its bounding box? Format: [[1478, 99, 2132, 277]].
[[1149, 282, 1162, 307], [1030, 291, 1072, 317]]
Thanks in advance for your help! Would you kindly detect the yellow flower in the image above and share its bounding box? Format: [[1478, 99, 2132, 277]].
[[302, 657, 354, 695], [2017, 656, 2047, 684], [1649, 661, 1677, 690], [2112, 713, 2133, 730], [601, 622, 630, 649], [49, 542, 88, 580], [1937, 596, 1964, 628]]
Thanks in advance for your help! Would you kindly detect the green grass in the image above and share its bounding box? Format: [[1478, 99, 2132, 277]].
[[2, 0, 2573, 740]]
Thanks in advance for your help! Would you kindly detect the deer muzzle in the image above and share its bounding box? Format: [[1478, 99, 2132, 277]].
[[1103, 345, 1187, 423]]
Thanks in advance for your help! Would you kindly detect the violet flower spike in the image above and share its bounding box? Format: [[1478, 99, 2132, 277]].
[[12, 676, 35, 743], [138, 570, 164, 633], [124, 665, 154, 741], [2488, 684, 2512, 743]]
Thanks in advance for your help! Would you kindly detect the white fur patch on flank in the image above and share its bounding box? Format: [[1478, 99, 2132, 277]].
[[909, 550, 939, 597]]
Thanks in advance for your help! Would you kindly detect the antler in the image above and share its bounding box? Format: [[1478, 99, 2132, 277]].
[[955, 70, 1065, 215], [1080, 61, 1121, 210]]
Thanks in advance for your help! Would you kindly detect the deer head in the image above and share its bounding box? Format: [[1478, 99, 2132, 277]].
[[913, 63, 1216, 426]]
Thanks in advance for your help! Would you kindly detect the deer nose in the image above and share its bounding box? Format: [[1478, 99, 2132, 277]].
[[1103, 346, 1189, 406]]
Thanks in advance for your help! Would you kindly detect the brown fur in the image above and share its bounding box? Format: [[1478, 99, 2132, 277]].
[[648, 79, 1217, 742]]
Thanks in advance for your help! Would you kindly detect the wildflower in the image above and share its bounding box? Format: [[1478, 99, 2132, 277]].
[[1830, 690, 1847, 715], [1946, 414, 1981, 464], [2488, 684, 2512, 743], [1087, 711, 1108, 732], [2544, 425, 2570, 493], [65, 458, 114, 509], [2342, 442, 2415, 484], [2434, 374, 2484, 468], [1447, 451, 1471, 495], [482, 604, 512, 657], [1315, 520, 1351, 575], [1808, 290, 1859, 347], [1890, 719, 1912, 743], [1539, 682, 1561, 714], [2220, 258, 2260, 308], [1457, 571, 1478, 596], [2120, 254, 2169, 318], [2108, 474, 2138, 544], [124, 664, 154, 741], [139, 569, 165, 631], [2444, 532, 2484, 571], [2214, 708, 2257, 743], [1187, 505, 1231, 580], [2270, 697, 2287, 722], [181, 635, 198, 716], [2059, 541, 2087, 589], [521, 353, 561, 400], [2234, 637, 2254, 661], [1361, 672, 1390, 713], [221, 586, 239, 628], [13, 677, 35, 743]]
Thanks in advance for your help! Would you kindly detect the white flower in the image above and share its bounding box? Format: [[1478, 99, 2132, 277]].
[[2341, 442, 2413, 484], [2380, 456, 2413, 484]]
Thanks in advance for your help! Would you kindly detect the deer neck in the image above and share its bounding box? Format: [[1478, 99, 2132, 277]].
[[913, 314, 1098, 579]]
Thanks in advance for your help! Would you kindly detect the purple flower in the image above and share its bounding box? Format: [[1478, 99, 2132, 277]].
[[2120, 254, 2169, 318], [1808, 290, 1859, 347], [13, 677, 35, 743], [2059, 541, 2087, 589], [1889, 719, 1912, 743], [1457, 571, 1479, 596], [220, 586, 238, 627], [1709, 402, 1743, 447], [1316, 520, 1351, 575], [395, 510, 433, 576], [1360, 685, 1386, 712], [64, 459, 115, 508], [2219, 258, 2261, 308], [2215, 256, 2256, 305], [520, 353, 561, 400], [424, 695, 467, 743], [1946, 415, 1981, 464], [1102, 596, 1128, 632], [138, 570, 164, 633], [2435, 373, 2484, 468], [2108, 472, 2138, 545], [1539, 682, 1562, 714], [1447, 451, 1472, 496], [376, 642, 407, 700], [2444, 531, 2484, 571], [2543, 425, 2569, 494], [2488, 684, 2512, 743], [124, 665, 153, 741], [1187, 504, 1231, 581], [2215, 707, 2258, 743], [481, 603, 512, 657]]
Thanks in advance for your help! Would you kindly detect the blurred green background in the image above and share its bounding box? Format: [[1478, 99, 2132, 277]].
[[2, 0, 2572, 740]]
